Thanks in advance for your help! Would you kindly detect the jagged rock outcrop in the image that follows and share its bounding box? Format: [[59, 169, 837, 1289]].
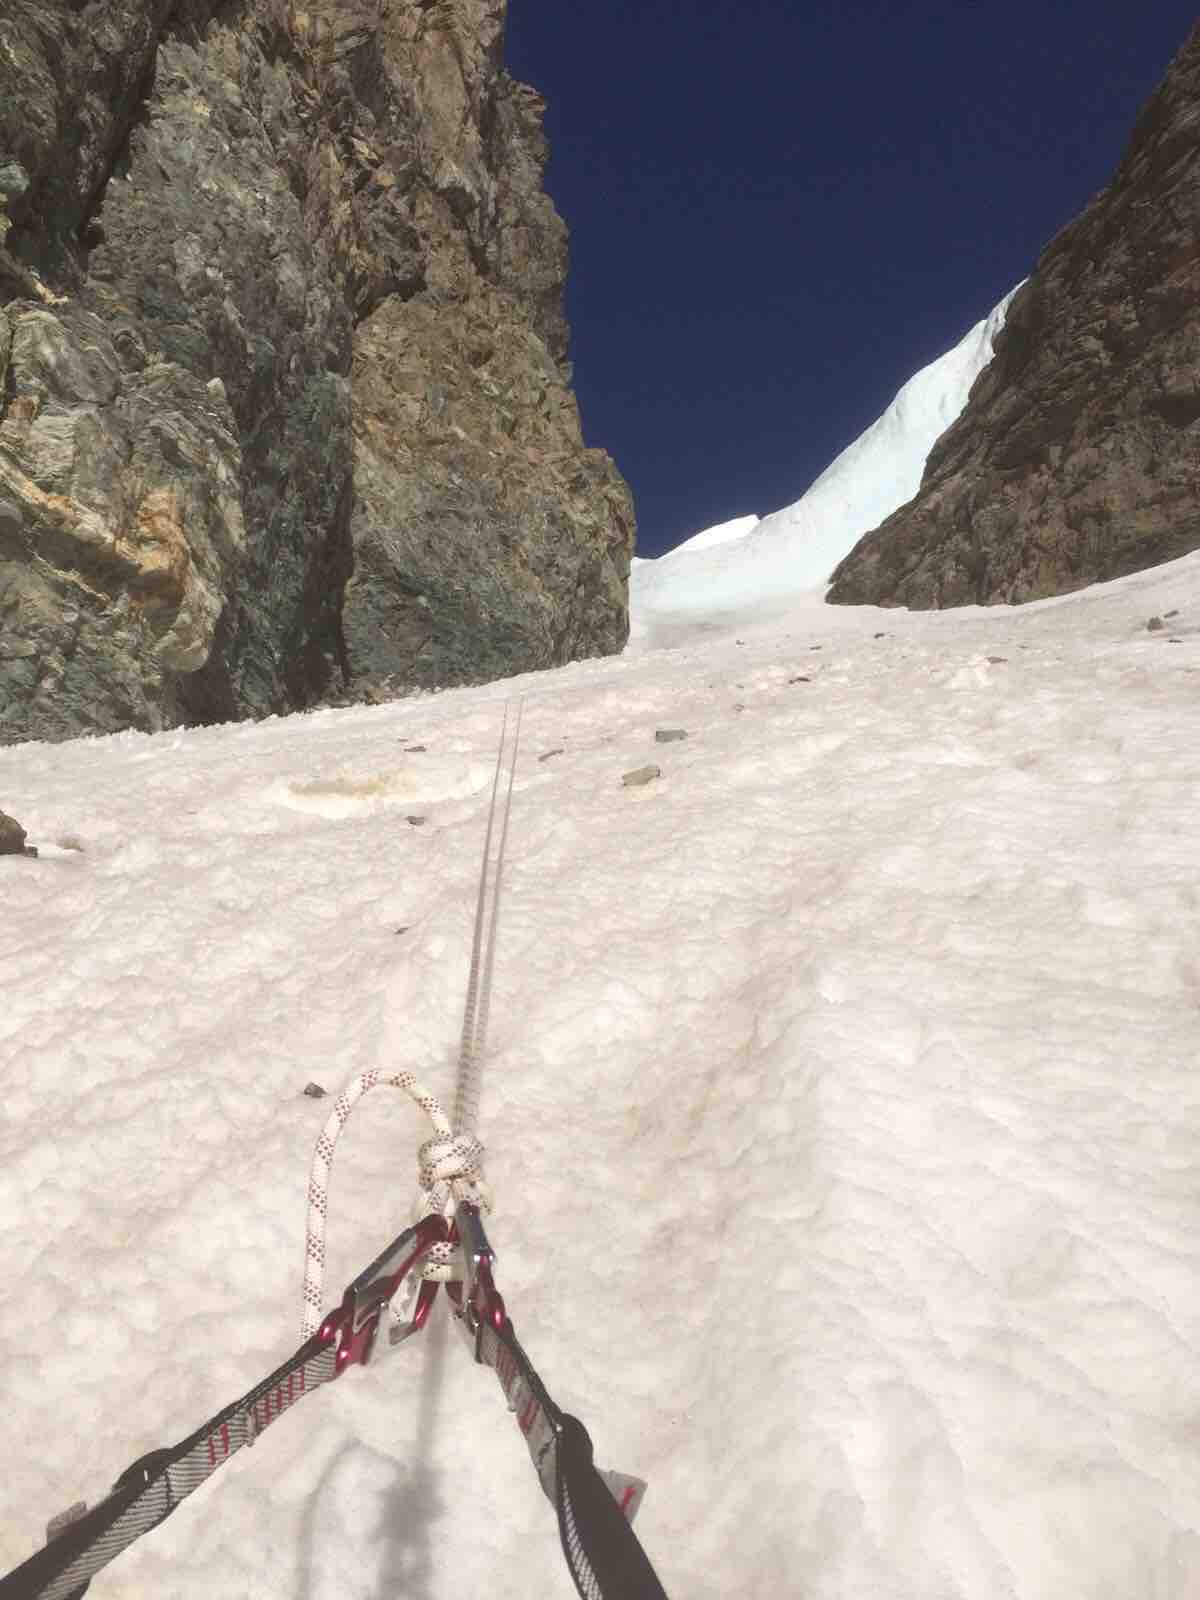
[[0, 0, 634, 744], [828, 23, 1200, 608]]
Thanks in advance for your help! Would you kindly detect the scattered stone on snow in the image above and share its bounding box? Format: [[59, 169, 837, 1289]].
[[621, 764, 661, 788], [303, 1082, 328, 1098], [394, 925, 410, 936], [1165, 609, 1180, 618], [873, 632, 887, 638], [987, 656, 1009, 664], [406, 815, 427, 826], [788, 676, 811, 684], [1147, 616, 1166, 631], [537, 747, 565, 761], [404, 745, 427, 753], [0, 810, 32, 856], [810, 644, 823, 650], [654, 728, 688, 743]]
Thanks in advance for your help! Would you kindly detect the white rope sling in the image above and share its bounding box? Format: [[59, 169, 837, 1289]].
[[300, 702, 523, 1340]]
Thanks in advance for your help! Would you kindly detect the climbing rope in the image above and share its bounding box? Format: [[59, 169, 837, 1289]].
[[300, 1068, 491, 1340], [0, 705, 671, 1600], [454, 697, 522, 1137], [300, 702, 521, 1339]]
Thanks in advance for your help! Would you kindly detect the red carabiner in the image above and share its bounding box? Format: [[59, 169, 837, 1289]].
[[319, 1212, 450, 1376]]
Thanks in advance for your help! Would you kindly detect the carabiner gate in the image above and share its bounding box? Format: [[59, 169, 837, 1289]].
[[453, 1201, 507, 1345], [321, 1212, 450, 1376]]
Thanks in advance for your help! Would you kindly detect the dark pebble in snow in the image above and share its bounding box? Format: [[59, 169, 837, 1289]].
[[303, 1082, 328, 1098], [0, 810, 28, 855], [655, 728, 688, 743], [622, 764, 661, 787]]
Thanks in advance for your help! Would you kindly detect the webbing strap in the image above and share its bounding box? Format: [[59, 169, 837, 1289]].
[[477, 1317, 566, 1506], [555, 1415, 669, 1600], [5, 1307, 669, 1600], [0, 1334, 337, 1600], [475, 1318, 669, 1600]]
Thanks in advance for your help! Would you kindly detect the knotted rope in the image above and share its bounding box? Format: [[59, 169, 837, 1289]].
[[300, 704, 522, 1341], [300, 1069, 494, 1339]]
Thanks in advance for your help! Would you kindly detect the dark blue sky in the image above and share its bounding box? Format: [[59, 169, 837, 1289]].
[[504, 4, 1197, 558]]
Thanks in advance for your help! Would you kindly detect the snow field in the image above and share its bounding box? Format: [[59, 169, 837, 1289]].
[[1, 548, 1198, 1598]]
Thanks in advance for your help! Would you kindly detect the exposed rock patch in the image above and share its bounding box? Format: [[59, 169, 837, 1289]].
[[0, 808, 28, 854], [0, 0, 634, 743], [828, 23, 1200, 608]]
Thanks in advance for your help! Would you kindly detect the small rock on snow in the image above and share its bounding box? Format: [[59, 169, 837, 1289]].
[[621, 764, 662, 788], [0, 810, 31, 856]]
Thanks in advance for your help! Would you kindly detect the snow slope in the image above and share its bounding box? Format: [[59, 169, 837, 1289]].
[[632, 512, 762, 564], [2, 546, 1198, 1600], [630, 288, 1020, 648]]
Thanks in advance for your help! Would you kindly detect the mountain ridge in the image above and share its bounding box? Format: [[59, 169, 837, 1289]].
[[827, 22, 1200, 608], [630, 289, 1016, 642]]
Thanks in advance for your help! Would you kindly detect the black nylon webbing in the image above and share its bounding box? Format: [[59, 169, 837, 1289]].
[[476, 1318, 670, 1600], [555, 1414, 670, 1600], [0, 1332, 336, 1600], [4, 1301, 672, 1600]]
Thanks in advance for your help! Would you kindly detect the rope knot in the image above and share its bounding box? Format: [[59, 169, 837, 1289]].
[[416, 1130, 492, 1220], [300, 1070, 494, 1336]]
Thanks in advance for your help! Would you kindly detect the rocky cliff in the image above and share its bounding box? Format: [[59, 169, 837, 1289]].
[[827, 23, 1200, 609], [0, 0, 634, 743]]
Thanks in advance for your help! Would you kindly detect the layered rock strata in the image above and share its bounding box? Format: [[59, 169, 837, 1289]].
[[828, 23, 1200, 608], [0, 0, 633, 743]]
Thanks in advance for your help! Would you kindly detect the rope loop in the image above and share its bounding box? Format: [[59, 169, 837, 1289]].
[[300, 1069, 492, 1337]]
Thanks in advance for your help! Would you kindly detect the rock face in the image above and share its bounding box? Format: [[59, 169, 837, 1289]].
[[828, 23, 1200, 609], [0, 808, 28, 854], [0, 0, 634, 744]]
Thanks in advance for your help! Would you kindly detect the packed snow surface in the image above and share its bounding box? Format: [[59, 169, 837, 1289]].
[[2, 543, 1198, 1600], [631, 287, 1020, 647]]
